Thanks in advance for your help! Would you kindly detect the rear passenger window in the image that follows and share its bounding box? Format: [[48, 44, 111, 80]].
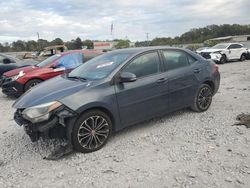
[[123, 52, 160, 78], [162, 50, 189, 71], [187, 54, 197, 64], [228, 44, 242, 49]]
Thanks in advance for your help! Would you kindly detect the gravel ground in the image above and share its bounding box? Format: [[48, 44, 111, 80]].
[[0, 60, 250, 188]]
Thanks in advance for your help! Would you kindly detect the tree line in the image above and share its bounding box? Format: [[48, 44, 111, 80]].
[[0, 37, 94, 52], [1, 24, 250, 52], [136, 24, 250, 47]]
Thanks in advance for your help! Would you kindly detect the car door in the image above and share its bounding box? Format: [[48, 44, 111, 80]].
[[115, 51, 169, 127], [233, 44, 244, 59], [161, 50, 201, 110], [227, 44, 240, 59]]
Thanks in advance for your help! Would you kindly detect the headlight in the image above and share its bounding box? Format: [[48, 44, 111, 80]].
[[10, 71, 25, 81], [22, 101, 62, 123]]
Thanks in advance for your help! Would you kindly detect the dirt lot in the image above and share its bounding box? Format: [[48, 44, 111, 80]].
[[0, 60, 250, 188]]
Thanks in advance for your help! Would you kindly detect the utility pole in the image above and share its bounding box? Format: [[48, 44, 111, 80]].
[[111, 23, 114, 41], [37, 32, 41, 52], [146, 33, 149, 46], [37, 32, 40, 40]]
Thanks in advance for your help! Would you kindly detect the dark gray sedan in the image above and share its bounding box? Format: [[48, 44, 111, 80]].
[[0, 53, 38, 77], [13, 47, 220, 154]]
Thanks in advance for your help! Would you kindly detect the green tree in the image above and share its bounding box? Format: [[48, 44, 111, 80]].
[[115, 40, 130, 49], [37, 39, 49, 51], [74, 37, 83, 49], [82, 39, 94, 49], [50, 38, 64, 45], [26, 40, 38, 51], [12, 40, 26, 51]]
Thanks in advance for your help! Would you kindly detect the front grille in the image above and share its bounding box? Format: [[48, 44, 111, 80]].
[[0, 76, 12, 86], [200, 52, 211, 59]]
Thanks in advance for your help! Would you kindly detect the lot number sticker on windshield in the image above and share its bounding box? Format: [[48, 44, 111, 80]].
[[97, 61, 114, 69]]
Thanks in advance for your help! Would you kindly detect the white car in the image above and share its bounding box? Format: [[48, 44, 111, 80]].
[[199, 43, 248, 64]]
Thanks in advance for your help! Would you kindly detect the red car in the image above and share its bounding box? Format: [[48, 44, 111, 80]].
[[1, 50, 102, 97]]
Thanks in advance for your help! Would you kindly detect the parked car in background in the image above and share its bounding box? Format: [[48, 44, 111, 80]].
[[1, 50, 103, 97], [196, 47, 210, 54], [13, 47, 220, 154], [0, 53, 38, 77], [21, 45, 68, 62], [199, 43, 248, 64]]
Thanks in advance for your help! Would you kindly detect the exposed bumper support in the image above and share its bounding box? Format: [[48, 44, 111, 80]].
[[14, 106, 77, 142]]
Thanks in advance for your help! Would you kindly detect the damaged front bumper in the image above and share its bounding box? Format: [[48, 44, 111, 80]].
[[210, 53, 222, 63], [14, 105, 77, 142]]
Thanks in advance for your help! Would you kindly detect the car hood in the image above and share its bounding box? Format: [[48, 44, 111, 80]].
[[13, 75, 92, 109], [3, 66, 39, 77], [200, 48, 225, 53], [24, 66, 58, 76]]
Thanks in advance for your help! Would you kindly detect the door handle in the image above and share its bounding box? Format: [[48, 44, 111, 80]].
[[193, 68, 201, 73], [156, 78, 167, 83]]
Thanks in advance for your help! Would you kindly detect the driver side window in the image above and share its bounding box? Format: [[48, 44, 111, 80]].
[[122, 52, 161, 78]]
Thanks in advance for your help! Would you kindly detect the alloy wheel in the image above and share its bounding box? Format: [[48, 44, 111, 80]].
[[77, 116, 110, 150], [197, 86, 212, 110], [29, 82, 39, 89], [240, 54, 246, 61]]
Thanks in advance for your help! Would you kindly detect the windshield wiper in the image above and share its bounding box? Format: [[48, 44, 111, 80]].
[[67, 76, 87, 81]]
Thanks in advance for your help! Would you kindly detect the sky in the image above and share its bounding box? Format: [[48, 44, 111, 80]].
[[0, 0, 249, 43]]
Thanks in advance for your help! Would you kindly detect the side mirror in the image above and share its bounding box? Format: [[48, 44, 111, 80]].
[[3, 58, 11, 64], [119, 72, 136, 82]]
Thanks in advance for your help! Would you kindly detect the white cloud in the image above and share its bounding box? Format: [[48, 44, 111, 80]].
[[0, 0, 249, 43]]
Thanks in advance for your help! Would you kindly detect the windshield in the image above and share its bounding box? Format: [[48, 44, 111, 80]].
[[211, 44, 228, 49], [36, 54, 61, 67], [68, 52, 132, 80]]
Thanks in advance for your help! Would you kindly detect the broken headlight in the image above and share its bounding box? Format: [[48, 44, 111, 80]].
[[22, 101, 62, 123]]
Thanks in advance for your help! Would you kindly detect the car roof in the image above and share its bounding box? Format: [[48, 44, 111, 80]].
[[216, 42, 243, 46], [107, 46, 191, 55]]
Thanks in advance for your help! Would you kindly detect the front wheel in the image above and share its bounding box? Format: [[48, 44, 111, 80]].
[[220, 54, 227, 64], [71, 110, 112, 153], [240, 54, 246, 61], [191, 84, 213, 112], [24, 79, 43, 92]]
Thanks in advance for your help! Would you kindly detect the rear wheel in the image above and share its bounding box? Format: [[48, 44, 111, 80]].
[[220, 54, 227, 64], [191, 84, 213, 112], [24, 79, 43, 92], [72, 110, 112, 153], [240, 54, 246, 61]]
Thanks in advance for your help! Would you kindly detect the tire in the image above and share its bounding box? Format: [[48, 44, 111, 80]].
[[220, 54, 227, 64], [71, 110, 112, 153], [191, 84, 213, 112], [240, 54, 246, 61], [24, 79, 43, 92]]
